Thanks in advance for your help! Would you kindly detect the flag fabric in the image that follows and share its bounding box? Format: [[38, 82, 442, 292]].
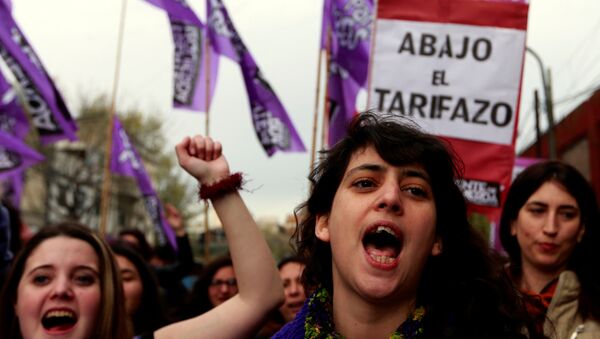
[[326, 61, 361, 146], [0, 2, 77, 144], [110, 117, 177, 250], [369, 0, 529, 249], [143, 0, 203, 26], [0, 72, 29, 140], [1, 0, 10, 13], [0, 130, 43, 180], [170, 19, 219, 111], [321, 0, 374, 146], [323, 0, 373, 87], [207, 0, 306, 156], [238, 53, 306, 155], [1, 174, 22, 208], [142, 0, 218, 112], [0, 72, 32, 207], [206, 0, 242, 62]]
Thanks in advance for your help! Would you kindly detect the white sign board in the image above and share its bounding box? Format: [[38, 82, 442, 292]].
[[370, 20, 525, 145]]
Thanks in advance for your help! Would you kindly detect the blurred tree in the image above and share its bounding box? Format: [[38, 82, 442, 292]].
[[82, 95, 198, 237], [21, 95, 198, 244]]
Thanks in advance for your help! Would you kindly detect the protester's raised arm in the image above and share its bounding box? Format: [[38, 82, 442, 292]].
[[154, 135, 284, 339]]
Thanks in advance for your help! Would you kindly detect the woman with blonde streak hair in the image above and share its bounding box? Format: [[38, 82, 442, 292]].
[[1, 135, 284, 339], [0, 222, 131, 339]]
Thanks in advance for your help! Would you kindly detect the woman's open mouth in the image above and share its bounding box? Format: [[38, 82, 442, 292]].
[[42, 309, 77, 333], [362, 224, 402, 268]]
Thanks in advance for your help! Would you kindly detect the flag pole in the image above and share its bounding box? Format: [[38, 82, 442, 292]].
[[309, 49, 324, 173], [309, 0, 329, 174], [203, 26, 212, 261], [99, 0, 128, 236], [365, 0, 378, 109], [320, 26, 332, 150]]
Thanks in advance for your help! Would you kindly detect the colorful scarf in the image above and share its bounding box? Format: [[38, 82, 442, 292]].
[[521, 277, 559, 333], [303, 288, 425, 339]]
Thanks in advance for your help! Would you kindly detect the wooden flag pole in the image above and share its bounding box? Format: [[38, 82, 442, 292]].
[[309, 48, 324, 174], [99, 0, 128, 236], [310, 3, 330, 183], [320, 26, 332, 150], [203, 27, 212, 261], [365, 0, 378, 109]]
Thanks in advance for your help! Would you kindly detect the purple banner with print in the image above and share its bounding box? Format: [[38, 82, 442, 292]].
[[320, 0, 372, 146], [0, 3, 77, 144], [141, 0, 218, 111], [206, 0, 243, 62], [0, 130, 43, 180], [322, 0, 373, 87], [110, 118, 177, 250], [0, 72, 29, 140], [327, 60, 360, 146], [170, 18, 219, 112], [240, 54, 306, 156], [207, 0, 306, 155]]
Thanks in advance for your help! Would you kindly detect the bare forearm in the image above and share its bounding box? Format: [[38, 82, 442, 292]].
[[165, 135, 284, 338], [212, 191, 284, 309], [154, 192, 283, 339]]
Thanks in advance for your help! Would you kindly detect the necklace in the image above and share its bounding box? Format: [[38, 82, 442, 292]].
[[304, 288, 425, 339]]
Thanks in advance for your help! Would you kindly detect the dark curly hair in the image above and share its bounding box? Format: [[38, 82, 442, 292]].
[[293, 112, 541, 338]]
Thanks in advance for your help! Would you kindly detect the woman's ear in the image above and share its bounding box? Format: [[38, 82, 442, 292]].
[[315, 215, 330, 242], [431, 237, 442, 256], [510, 221, 517, 236]]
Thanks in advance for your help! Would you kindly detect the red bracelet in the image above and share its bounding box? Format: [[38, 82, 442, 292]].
[[199, 172, 244, 201]]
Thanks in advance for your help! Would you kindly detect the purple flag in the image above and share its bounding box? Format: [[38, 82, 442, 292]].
[[323, 0, 373, 86], [207, 0, 306, 156], [206, 0, 243, 62], [1, 174, 23, 208], [143, 0, 203, 26], [141, 0, 218, 112], [110, 118, 177, 250], [2, 0, 10, 12], [170, 18, 219, 112], [320, 0, 373, 145], [327, 60, 360, 146], [0, 73, 32, 207], [0, 130, 43, 180], [0, 72, 29, 140], [240, 54, 306, 155], [0, 3, 77, 144]]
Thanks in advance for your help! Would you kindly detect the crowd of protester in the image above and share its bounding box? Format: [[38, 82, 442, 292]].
[[1, 112, 599, 338]]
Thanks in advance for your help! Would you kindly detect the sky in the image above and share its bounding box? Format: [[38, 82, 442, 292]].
[[8, 0, 600, 224]]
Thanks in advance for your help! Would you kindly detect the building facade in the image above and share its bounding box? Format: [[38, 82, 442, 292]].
[[521, 89, 600, 199]]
